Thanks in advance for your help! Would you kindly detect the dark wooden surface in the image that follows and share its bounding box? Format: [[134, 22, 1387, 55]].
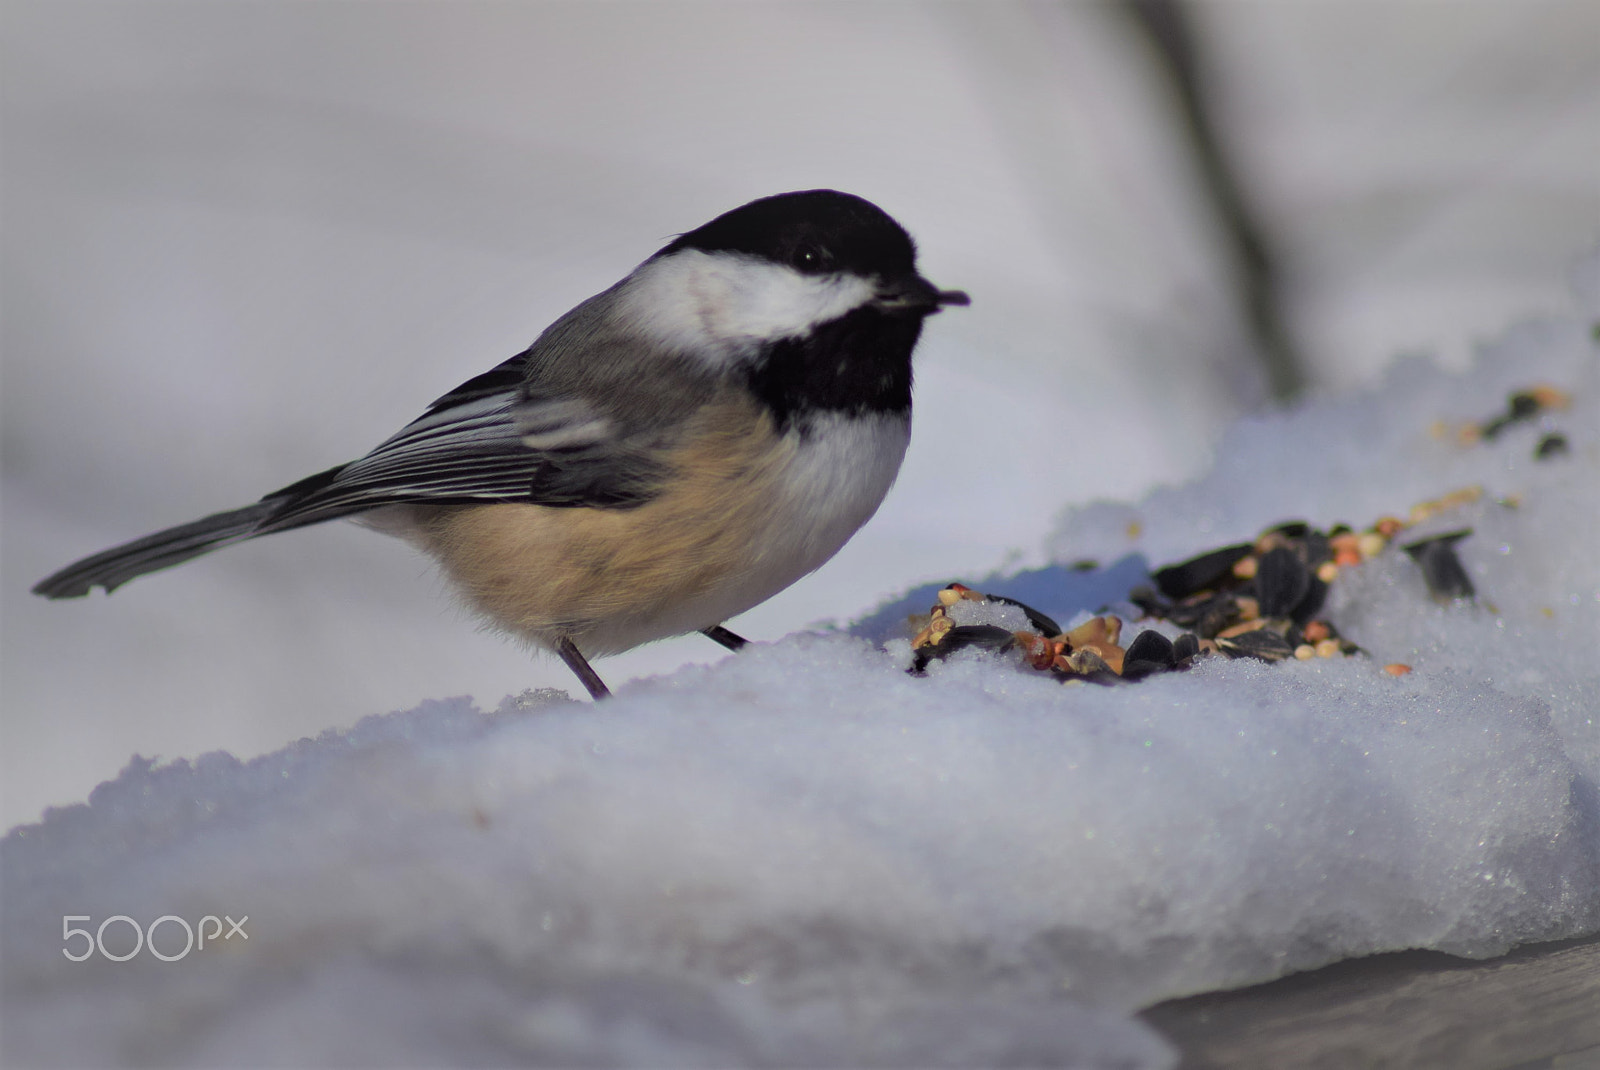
[[1140, 933, 1600, 1069]]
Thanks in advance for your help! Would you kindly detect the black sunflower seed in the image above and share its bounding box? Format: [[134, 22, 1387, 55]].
[[1124, 629, 1175, 665], [1508, 391, 1542, 419], [1254, 547, 1310, 618], [1215, 628, 1296, 662], [911, 624, 1020, 673], [1122, 629, 1176, 680], [1165, 590, 1237, 637], [1401, 529, 1476, 601], [1153, 543, 1254, 599], [1171, 632, 1201, 663], [1298, 531, 1332, 568], [939, 625, 1018, 656], [1290, 575, 1328, 626], [982, 594, 1062, 637], [1535, 433, 1569, 460]]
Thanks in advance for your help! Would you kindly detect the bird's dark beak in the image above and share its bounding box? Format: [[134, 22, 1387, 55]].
[[876, 275, 971, 316]]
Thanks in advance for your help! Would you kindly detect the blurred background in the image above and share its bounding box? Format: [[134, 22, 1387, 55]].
[[4, 0, 1597, 830]]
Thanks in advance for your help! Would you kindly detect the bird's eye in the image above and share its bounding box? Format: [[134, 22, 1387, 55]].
[[794, 243, 833, 273]]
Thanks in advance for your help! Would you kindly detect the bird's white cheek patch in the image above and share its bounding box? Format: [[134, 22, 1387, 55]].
[[619, 250, 877, 368]]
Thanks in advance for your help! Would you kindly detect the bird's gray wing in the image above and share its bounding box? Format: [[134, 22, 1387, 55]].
[[256, 353, 669, 532]]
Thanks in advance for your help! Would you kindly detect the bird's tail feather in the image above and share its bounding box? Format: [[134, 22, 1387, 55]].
[[32, 502, 280, 599]]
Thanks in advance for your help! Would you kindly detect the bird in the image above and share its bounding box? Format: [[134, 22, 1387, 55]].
[[33, 189, 969, 699]]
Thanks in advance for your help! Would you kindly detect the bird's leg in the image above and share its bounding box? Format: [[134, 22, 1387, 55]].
[[701, 625, 749, 652], [556, 636, 611, 700]]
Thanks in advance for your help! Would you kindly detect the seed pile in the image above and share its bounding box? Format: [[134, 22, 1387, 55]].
[[909, 585, 1199, 685], [909, 385, 1574, 686]]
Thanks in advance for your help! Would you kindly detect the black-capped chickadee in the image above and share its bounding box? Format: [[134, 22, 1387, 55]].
[[34, 190, 969, 699]]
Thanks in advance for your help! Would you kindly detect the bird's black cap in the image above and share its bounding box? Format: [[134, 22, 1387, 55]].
[[658, 189, 921, 279]]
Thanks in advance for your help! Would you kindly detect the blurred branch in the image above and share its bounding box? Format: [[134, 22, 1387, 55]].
[[1122, 0, 1305, 400]]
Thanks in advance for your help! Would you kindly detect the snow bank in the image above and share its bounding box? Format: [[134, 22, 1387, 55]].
[[3, 285, 1597, 1067]]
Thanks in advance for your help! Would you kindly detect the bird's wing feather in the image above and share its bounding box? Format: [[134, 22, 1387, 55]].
[[257, 379, 667, 532]]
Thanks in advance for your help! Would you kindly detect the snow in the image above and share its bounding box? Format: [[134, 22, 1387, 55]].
[[4, 277, 1597, 1067]]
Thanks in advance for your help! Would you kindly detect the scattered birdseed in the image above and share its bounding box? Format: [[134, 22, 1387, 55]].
[[1535, 433, 1570, 460], [1448, 384, 1575, 458], [1356, 532, 1387, 560], [1400, 529, 1476, 602], [1215, 627, 1297, 663], [1121, 629, 1177, 681], [1471, 384, 1571, 442], [1254, 547, 1312, 619], [1409, 486, 1482, 525], [907, 383, 1579, 688], [910, 484, 1486, 684], [1153, 543, 1253, 600]]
